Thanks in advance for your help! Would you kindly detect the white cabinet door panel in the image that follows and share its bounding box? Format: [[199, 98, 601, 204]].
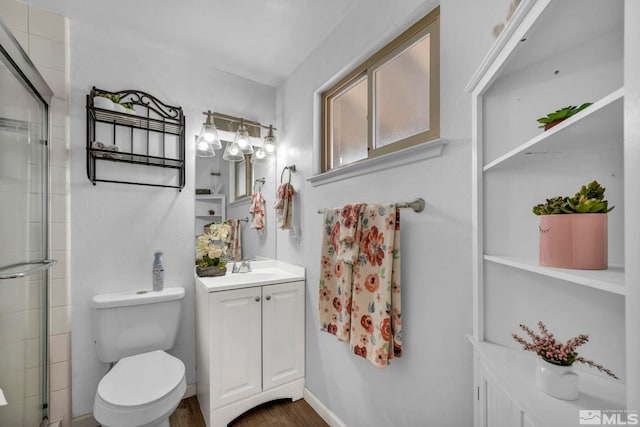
[[209, 286, 262, 409], [262, 281, 305, 390]]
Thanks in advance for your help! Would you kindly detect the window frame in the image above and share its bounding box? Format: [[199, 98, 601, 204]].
[[321, 6, 440, 172]]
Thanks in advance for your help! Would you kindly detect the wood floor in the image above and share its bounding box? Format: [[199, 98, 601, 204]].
[[169, 396, 328, 427]]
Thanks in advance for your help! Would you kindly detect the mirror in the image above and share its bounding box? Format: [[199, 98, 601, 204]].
[[194, 112, 277, 262]]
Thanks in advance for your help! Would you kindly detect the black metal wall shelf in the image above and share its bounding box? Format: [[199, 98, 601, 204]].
[[86, 87, 186, 190]]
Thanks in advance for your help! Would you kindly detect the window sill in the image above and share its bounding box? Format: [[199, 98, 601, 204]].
[[308, 138, 447, 187]]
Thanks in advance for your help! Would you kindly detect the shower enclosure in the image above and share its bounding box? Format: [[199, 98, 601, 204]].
[[0, 19, 55, 427]]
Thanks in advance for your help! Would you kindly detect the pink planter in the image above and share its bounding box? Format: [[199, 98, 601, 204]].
[[539, 214, 608, 270]]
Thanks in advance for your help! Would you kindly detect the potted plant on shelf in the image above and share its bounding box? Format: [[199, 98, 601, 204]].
[[536, 103, 592, 131], [513, 321, 618, 400], [532, 180, 613, 270], [93, 92, 136, 115], [195, 222, 231, 277]]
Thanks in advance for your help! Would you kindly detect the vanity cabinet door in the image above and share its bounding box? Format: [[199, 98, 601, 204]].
[[262, 281, 305, 391], [209, 286, 262, 409]]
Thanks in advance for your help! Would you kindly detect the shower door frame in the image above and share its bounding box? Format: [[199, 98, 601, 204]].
[[0, 18, 54, 427]]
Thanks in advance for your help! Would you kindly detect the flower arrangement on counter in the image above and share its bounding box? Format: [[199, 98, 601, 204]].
[[196, 222, 230, 269], [512, 321, 618, 379]]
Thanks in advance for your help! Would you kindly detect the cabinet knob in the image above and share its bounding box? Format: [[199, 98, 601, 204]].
[[266, 295, 271, 301], [255, 296, 261, 302]]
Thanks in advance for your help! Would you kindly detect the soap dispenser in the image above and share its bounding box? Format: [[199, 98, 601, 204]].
[[152, 251, 164, 291]]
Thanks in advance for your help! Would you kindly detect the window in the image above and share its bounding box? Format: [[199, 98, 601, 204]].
[[321, 7, 440, 172]]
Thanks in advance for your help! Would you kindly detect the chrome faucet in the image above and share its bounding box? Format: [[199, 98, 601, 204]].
[[238, 259, 252, 273]]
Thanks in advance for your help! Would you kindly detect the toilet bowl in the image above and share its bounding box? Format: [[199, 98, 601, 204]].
[[91, 287, 186, 427], [94, 350, 186, 427]]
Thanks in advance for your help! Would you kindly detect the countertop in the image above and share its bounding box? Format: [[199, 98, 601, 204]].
[[195, 259, 305, 292]]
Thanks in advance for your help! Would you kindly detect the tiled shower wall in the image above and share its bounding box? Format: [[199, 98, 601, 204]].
[[0, 1, 72, 425]]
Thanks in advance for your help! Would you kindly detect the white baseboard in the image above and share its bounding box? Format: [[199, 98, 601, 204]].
[[48, 422, 61, 427], [184, 383, 197, 398], [303, 387, 346, 427]]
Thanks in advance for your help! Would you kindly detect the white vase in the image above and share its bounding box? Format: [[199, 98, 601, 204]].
[[93, 96, 114, 111], [536, 357, 579, 400]]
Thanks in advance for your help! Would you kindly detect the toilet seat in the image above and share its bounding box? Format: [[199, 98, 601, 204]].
[[94, 350, 186, 427]]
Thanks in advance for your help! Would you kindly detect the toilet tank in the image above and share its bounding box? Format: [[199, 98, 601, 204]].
[[92, 287, 185, 363]]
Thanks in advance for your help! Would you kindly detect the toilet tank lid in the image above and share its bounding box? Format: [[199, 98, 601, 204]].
[[92, 287, 185, 309]]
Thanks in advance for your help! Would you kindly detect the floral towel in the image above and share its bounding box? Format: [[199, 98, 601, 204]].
[[274, 183, 295, 229], [319, 204, 402, 368], [226, 219, 242, 261], [249, 192, 266, 230], [319, 208, 353, 342], [350, 204, 402, 367], [336, 204, 366, 264]]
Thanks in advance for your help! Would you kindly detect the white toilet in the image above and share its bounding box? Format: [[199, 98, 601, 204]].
[[92, 287, 187, 427]]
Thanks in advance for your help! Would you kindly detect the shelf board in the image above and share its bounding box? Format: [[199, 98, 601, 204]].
[[91, 108, 183, 135], [470, 338, 626, 427], [196, 195, 225, 200], [90, 149, 183, 169], [196, 215, 222, 219], [500, 0, 623, 79], [484, 88, 623, 171], [485, 255, 625, 296]]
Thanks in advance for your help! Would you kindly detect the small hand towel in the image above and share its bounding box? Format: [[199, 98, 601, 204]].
[[274, 183, 295, 229], [249, 192, 266, 230], [336, 203, 366, 264], [319, 208, 353, 342], [349, 204, 402, 367], [226, 219, 242, 261]]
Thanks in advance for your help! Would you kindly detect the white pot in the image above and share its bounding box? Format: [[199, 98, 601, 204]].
[[113, 103, 127, 113], [536, 357, 579, 400], [93, 96, 114, 111]]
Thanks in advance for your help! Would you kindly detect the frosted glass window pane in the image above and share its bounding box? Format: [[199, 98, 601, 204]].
[[374, 34, 430, 148], [330, 77, 368, 168]]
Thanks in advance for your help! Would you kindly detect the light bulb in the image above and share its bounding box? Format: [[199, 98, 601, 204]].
[[264, 138, 275, 153], [237, 136, 249, 148], [229, 145, 239, 155], [198, 141, 209, 150], [204, 131, 214, 142]]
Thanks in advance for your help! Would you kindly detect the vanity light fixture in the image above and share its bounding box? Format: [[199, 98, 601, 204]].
[[196, 111, 222, 158], [198, 111, 277, 162], [263, 125, 276, 158], [196, 135, 216, 157], [222, 140, 244, 162], [251, 146, 267, 163], [235, 119, 254, 155]]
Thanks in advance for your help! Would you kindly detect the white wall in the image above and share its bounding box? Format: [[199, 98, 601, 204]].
[[274, 0, 504, 425], [68, 22, 275, 416]]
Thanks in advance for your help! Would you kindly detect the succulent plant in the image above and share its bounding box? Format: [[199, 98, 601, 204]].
[[536, 103, 592, 128], [532, 181, 614, 215]]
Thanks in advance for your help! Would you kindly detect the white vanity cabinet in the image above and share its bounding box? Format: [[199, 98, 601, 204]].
[[195, 262, 305, 427]]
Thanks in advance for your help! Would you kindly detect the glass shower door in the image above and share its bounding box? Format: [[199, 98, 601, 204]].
[[0, 22, 53, 427]]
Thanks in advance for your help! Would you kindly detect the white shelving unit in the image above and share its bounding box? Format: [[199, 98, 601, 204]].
[[195, 194, 226, 236], [467, 0, 637, 425]]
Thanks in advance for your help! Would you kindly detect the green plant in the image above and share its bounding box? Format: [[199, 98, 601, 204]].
[[536, 103, 592, 128], [120, 102, 135, 111], [532, 180, 614, 215]]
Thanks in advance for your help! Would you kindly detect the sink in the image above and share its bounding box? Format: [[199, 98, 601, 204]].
[[195, 262, 305, 292]]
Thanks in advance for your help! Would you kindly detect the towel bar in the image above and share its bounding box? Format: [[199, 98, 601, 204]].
[[317, 198, 425, 214]]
